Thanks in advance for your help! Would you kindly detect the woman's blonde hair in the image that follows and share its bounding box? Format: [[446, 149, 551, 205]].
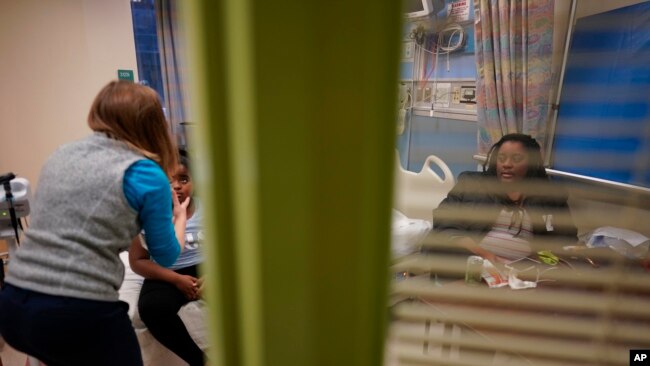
[[87, 80, 178, 176]]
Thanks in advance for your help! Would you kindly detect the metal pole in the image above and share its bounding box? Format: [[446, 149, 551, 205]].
[[544, 0, 578, 166]]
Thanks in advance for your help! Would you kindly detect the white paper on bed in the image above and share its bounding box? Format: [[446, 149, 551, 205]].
[[581, 226, 650, 259]]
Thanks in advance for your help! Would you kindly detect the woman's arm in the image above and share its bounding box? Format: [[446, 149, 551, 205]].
[[453, 236, 499, 263], [123, 160, 186, 267], [129, 235, 170, 281], [128, 236, 199, 300]]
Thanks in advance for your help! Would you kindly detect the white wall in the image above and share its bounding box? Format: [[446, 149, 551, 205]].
[[0, 0, 138, 189], [0, 6, 138, 362]]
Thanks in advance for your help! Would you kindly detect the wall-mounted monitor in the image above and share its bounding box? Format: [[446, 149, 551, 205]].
[[404, 0, 435, 19]]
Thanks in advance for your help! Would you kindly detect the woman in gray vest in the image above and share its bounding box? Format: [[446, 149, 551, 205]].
[[0, 80, 189, 366]]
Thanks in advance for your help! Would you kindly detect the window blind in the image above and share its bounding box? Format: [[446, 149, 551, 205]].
[[386, 186, 650, 366]]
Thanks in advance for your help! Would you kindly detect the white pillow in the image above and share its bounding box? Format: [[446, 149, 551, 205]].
[[391, 209, 432, 258], [581, 226, 650, 259]]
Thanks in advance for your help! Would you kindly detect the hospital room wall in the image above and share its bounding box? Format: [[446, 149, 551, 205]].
[[398, 0, 650, 239], [0, 0, 138, 190], [401, 0, 649, 180]]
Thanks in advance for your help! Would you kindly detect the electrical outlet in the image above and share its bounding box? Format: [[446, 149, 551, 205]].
[[451, 86, 461, 104]]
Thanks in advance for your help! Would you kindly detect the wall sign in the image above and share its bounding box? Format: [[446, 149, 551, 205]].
[[447, 0, 470, 22], [117, 69, 134, 82]]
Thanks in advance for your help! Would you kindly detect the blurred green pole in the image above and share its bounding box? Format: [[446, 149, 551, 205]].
[[181, 0, 402, 365]]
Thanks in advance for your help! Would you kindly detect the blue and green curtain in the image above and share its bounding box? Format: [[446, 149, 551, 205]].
[[474, 0, 555, 154]]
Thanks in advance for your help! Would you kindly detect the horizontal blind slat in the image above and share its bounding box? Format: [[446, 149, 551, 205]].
[[394, 253, 650, 292], [393, 320, 633, 364], [392, 278, 650, 318], [393, 345, 592, 366], [393, 303, 650, 348], [393, 302, 650, 345]]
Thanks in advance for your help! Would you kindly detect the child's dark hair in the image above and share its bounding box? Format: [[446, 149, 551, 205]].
[[179, 148, 190, 172], [482, 133, 547, 179]]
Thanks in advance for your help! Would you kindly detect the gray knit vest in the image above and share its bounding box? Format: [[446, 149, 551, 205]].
[[7, 133, 145, 301]]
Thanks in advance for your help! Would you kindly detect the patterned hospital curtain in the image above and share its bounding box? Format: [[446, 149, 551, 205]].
[[474, 0, 554, 154], [156, 0, 191, 148]]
